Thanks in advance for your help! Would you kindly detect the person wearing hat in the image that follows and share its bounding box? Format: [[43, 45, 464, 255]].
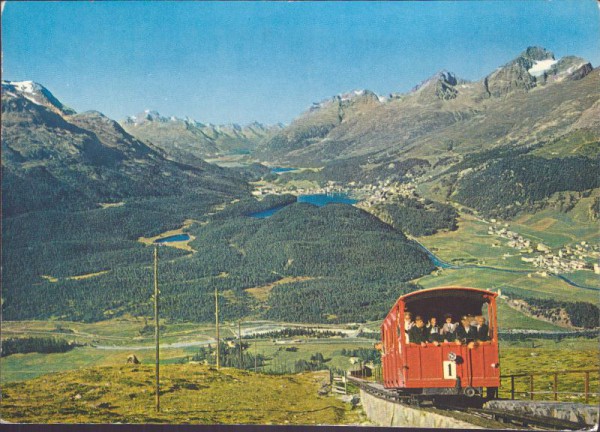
[[426, 316, 442, 346], [408, 315, 427, 346], [475, 315, 490, 342], [403, 311, 414, 343], [455, 315, 477, 348], [440, 313, 457, 342]]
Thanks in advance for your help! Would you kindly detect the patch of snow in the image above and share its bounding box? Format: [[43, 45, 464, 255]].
[[11, 80, 39, 94], [340, 89, 367, 102], [563, 62, 585, 75], [528, 59, 558, 77], [378, 95, 387, 103]]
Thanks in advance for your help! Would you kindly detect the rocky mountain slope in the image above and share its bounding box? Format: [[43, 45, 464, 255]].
[[121, 110, 282, 163], [1, 81, 249, 216], [258, 47, 597, 167]]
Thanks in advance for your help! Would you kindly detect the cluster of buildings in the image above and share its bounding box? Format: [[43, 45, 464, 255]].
[[252, 177, 418, 207], [356, 180, 418, 208], [488, 224, 597, 275], [488, 225, 532, 250], [251, 180, 347, 198]]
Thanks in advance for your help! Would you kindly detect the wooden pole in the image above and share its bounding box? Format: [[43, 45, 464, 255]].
[[154, 245, 160, 413], [254, 339, 258, 372], [344, 371, 347, 394], [511, 375, 515, 400], [584, 371, 589, 404], [215, 285, 220, 369], [553, 373, 558, 401], [530, 375, 534, 400], [238, 320, 243, 369]]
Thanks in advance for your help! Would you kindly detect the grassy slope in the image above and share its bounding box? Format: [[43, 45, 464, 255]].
[[510, 191, 600, 248], [414, 205, 599, 303], [0, 337, 377, 384], [1, 338, 597, 423], [0, 365, 362, 424], [499, 338, 599, 403]]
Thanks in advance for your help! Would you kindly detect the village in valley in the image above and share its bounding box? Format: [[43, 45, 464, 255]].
[[487, 223, 600, 275]]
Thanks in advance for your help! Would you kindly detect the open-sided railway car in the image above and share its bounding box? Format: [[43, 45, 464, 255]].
[[381, 287, 499, 400]]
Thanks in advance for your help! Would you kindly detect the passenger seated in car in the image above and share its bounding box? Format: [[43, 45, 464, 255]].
[[441, 314, 456, 343], [426, 316, 442, 346], [455, 315, 477, 348], [408, 316, 427, 346], [468, 314, 477, 327], [403, 311, 414, 343], [475, 315, 490, 342]]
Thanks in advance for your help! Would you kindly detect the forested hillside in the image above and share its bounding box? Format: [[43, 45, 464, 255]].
[[452, 155, 599, 219], [3, 201, 434, 323], [372, 197, 458, 236]]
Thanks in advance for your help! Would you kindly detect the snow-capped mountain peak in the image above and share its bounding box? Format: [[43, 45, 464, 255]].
[[528, 59, 559, 77], [1, 80, 76, 115], [10, 80, 41, 94]]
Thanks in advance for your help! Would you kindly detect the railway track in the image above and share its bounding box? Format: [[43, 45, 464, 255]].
[[346, 376, 588, 430]]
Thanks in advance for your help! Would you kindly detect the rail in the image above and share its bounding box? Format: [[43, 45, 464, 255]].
[[500, 369, 599, 403], [363, 366, 598, 404], [349, 375, 588, 430]]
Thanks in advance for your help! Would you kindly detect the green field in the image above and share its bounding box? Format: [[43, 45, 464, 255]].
[[0, 346, 188, 383], [416, 267, 597, 303], [415, 208, 599, 302], [2, 335, 597, 412], [499, 338, 599, 404], [495, 299, 566, 330], [511, 195, 600, 248], [1, 318, 218, 347]]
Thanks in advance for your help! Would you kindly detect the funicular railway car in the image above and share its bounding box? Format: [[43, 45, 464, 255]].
[[381, 287, 499, 403]]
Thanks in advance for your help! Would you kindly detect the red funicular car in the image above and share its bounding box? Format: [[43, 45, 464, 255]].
[[381, 287, 500, 401]]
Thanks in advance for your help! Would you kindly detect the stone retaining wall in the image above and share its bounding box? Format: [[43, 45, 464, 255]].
[[485, 400, 599, 427], [360, 389, 480, 428]]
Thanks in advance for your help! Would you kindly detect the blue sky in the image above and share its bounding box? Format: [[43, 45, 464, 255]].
[[2, 1, 599, 124]]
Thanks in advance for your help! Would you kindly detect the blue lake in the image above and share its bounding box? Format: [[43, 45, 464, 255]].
[[249, 193, 359, 218], [298, 193, 358, 206], [155, 234, 190, 243], [270, 167, 299, 174]]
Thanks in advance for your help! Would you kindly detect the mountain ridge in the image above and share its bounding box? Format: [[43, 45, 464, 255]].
[[256, 46, 596, 167], [120, 110, 283, 163], [1, 82, 250, 217]]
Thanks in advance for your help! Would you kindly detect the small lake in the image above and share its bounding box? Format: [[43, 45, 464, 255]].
[[249, 205, 291, 219], [270, 167, 299, 174], [298, 193, 358, 206], [155, 234, 190, 243], [249, 193, 359, 218]]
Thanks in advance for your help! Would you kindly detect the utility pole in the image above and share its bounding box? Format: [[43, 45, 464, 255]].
[[153, 245, 160, 412], [238, 320, 243, 369], [215, 285, 220, 369], [254, 339, 257, 372]]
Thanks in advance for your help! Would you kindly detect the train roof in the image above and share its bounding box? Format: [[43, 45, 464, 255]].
[[388, 286, 498, 317], [399, 286, 497, 302]]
